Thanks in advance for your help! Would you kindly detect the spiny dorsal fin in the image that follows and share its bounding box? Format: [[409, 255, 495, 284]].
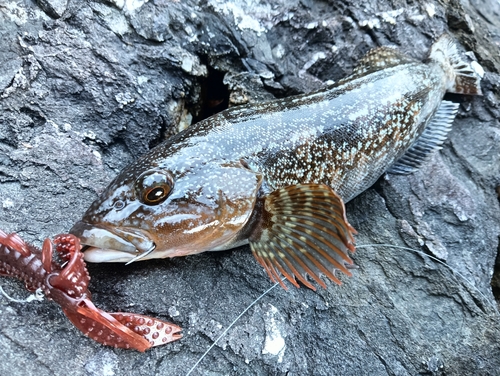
[[248, 184, 356, 290], [388, 100, 459, 175], [349, 46, 418, 79]]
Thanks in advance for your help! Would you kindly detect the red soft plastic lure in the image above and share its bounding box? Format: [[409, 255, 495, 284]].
[[0, 230, 182, 351]]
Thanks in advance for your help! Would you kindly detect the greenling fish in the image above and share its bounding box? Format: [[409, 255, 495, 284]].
[[70, 34, 483, 290]]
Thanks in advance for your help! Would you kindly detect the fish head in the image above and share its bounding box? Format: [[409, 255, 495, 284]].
[[70, 159, 262, 263]]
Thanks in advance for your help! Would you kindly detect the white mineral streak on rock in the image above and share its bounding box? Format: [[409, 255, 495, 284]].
[[379, 9, 404, 24], [262, 304, 286, 362], [299, 52, 326, 78], [90, 2, 131, 35], [4, 2, 29, 24], [425, 3, 436, 17], [113, 0, 148, 13], [92, 150, 102, 161], [2, 198, 14, 209], [208, 0, 286, 34], [358, 17, 381, 29], [115, 92, 135, 107], [4, 2, 48, 24], [168, 306, 180, 317], [359, 9, 404, 28], [209, 0, 266, 33]]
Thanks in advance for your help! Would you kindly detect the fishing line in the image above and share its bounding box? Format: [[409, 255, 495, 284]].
[[185, 280, 283, 376], [186, 243, 498, 375], [357, 243, 498, 313], [0, 285, 44, 303]]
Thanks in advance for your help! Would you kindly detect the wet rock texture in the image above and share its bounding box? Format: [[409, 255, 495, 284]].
[[1, 0, 500, 375]]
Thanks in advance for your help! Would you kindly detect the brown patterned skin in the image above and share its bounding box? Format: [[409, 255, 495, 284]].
[[70, 35, 479, 264], [246, 184, 357, 290]]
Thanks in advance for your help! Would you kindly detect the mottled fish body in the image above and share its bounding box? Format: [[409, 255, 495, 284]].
[[71, 35, 482, 290]]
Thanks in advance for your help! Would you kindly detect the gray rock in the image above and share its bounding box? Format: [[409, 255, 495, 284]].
[[1, 0, 499, 375], [36, 0, 68, 19]]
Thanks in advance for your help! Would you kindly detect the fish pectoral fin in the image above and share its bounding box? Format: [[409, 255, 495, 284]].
[[248, 183, 356, 291], [388, 100, 459, 175], [347, 46, 418, 80]]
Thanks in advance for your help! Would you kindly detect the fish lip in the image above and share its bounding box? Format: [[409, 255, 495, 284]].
[[69, 221, 155, 263]]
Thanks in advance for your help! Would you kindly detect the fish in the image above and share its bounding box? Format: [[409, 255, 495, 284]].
[[70, 34, 483, 290]]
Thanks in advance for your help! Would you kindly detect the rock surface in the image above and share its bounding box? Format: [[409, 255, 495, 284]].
[[1, 0, 500, 375]]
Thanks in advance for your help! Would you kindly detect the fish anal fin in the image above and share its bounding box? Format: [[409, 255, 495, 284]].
[[249, 184, 356, 290], [388, 100, 459, 175]]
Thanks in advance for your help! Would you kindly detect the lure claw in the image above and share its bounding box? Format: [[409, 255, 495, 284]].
[[0, 230, 182, 351]]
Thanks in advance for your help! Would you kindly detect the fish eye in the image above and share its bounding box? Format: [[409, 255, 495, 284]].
[[135, 170, 174, 205]]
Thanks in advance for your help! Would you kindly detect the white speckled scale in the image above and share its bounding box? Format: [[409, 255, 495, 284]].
[[119, 46, 452, 203]]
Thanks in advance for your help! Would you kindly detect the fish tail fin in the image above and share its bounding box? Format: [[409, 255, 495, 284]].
[[428, 34, 483, 95]]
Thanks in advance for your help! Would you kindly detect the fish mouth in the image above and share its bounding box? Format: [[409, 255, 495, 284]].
[[70, 221, 155, 263]]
